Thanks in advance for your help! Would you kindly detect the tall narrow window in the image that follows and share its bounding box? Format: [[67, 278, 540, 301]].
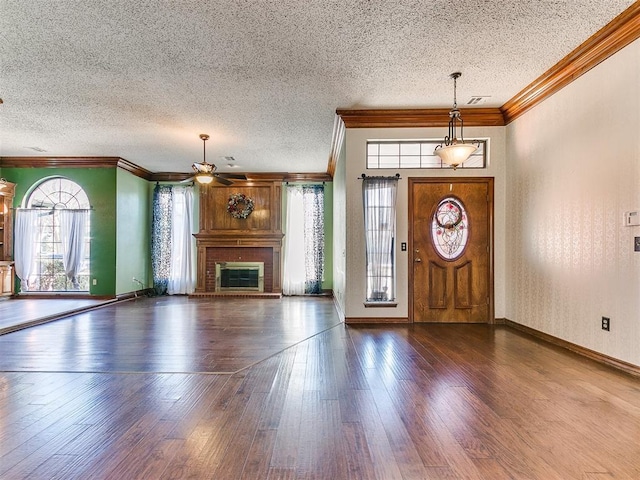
[[362, 175, 398, 304], [151, 184, 195, 295], [283, 184, 325, 295], [15, 177, 91, 292], [152, 185, 172, 294]]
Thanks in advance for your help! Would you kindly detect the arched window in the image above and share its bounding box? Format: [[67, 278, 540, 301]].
[[23, 177, 91, 291]]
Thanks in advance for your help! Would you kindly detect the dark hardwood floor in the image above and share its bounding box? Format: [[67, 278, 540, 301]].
[[1, 296, 639, 479], [0, 297, 113, 335]]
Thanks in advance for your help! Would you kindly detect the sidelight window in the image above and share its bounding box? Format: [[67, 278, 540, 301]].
[[362, 175, 398, 304]]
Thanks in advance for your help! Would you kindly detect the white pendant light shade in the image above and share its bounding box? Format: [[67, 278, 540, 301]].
[[434, 142, 478, 168], [195, 173, 214, 184]]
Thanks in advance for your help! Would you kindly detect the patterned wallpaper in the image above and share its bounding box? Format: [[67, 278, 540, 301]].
[[506, 39, 640, 366]]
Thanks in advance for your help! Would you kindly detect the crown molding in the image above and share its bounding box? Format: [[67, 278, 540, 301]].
[[0, 158, 329, 184], [116, 159, 153, 180], [0, 156, 122, 168], [150, 172, 193, 182], [0, 156, 154, 180], [284, 173, 332, 182], [501, 3, 640, 123], [242, 173, 288, 181], [335, 108, 505, 128]]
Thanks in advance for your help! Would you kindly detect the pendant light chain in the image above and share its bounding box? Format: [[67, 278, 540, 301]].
[[452, 73, 458, 110]]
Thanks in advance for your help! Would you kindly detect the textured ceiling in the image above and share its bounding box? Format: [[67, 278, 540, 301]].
[[0, 0, 635, 175]]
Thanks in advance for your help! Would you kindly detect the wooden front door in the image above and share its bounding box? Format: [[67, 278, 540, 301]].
[[409, 178, 493, 323]]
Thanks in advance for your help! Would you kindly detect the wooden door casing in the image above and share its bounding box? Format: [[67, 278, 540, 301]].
[[409, 178, 493, 323]]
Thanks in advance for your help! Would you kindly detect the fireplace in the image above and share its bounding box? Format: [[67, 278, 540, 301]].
[[215, 262, 264, 292], [193, 179, 284, 294]]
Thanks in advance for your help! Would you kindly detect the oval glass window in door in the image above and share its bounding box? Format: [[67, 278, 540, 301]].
[[431, 197, 469, 260]]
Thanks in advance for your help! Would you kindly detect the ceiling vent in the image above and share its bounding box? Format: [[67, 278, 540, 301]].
[[466, 96, 490, 105]]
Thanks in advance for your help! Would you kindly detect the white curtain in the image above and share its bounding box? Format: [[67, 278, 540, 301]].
[[167, 187, 195, 295], [14, 209, 41, 290], [363, 177, 398, 302], [59, 209, 89, 290], [283, 186, 306, 295]]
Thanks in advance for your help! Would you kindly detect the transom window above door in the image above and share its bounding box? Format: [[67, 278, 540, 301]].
[[367, 140, 487, 169]]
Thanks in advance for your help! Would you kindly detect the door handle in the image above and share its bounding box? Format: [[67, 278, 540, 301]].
[[414, 258, 422, 263]]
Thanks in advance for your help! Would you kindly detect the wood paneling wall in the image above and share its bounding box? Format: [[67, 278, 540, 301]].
[[199, 183, 279, 233]]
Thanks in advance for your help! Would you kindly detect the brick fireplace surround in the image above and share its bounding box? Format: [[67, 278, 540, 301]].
[[194, 235, 282, 294]]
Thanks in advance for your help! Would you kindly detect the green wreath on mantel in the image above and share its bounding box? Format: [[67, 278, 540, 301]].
[[227, 193, 254, 219]]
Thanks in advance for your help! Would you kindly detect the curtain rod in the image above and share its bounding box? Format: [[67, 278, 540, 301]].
[[358, 173, 401, 180]]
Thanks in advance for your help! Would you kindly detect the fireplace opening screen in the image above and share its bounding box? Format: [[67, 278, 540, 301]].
[[215, 262, 264, 292]]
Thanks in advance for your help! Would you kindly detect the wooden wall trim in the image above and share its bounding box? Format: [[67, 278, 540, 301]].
[[0, 156, 154, 180], [116, 159, 153, 180], [0, 156, 122, 168], [345, 317, 409, 324], [336, 107, 505, 129], [284, 173, 332, 183], [150, 172, 192, 182], [501, 3, 640, 123], [505, 319, 640, 378], [1, 157, 328, 184]]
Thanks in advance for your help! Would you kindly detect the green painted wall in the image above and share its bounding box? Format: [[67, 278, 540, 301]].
[[116, 169, 151, 295], [1, 167, 118, 296]]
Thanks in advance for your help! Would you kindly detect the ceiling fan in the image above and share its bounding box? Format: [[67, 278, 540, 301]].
[[187, 134, 247, 185]]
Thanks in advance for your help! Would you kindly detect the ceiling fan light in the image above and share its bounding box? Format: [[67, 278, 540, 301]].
[[434, 142, 478, 168], [195, 173, 215, 184]]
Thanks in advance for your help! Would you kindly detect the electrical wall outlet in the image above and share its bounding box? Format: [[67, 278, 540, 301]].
[[92, 278, 97, 286], [602, 317, 610, 331]]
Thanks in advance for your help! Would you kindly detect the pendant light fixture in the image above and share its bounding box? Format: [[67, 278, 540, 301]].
[[192, 134, 215, 184], [434, 72, 478, 170]]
